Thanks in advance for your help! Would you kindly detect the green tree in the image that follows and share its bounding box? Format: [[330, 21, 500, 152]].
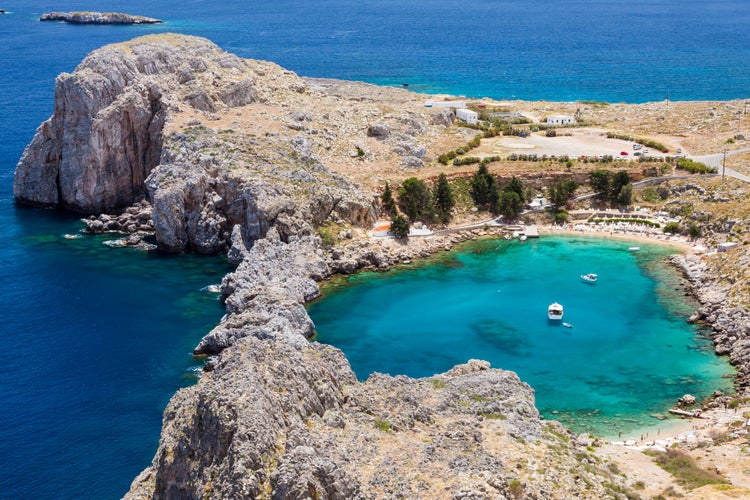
[[389, 215, 410, 239], [497, 190, 524, 221], [611, 170, 631, 203], [504, 176, 526, 202], [433, 173, 455, 224], [553, 210, 569, 224], [616, 182, 633, 205], [663, 221, 682, 234], [589, 169, 612, 200], [548, 178, 579, 207], [469, 165, 497, 208], [398, 177, 432, 222], [381, 182, 397, 217]]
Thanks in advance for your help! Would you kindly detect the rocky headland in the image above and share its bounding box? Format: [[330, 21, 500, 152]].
[[40, 12, 163, 25], [14, 33, 750, 498]]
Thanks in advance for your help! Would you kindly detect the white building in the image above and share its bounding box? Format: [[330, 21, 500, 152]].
[[456, 108, 478, 125], [546, 114, 575, 125], [425, 100, 466, 109], [528, 195, 548, 209]]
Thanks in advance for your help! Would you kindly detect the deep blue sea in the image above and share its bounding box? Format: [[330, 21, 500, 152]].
[[1, 1, 748, 498]]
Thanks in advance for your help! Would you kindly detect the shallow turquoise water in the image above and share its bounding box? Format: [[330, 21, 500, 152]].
[[309, 236, 734, 437]]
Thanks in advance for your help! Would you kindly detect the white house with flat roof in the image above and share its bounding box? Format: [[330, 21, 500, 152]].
[[456, 108, 478, 125], [546, 114, 575, 125]]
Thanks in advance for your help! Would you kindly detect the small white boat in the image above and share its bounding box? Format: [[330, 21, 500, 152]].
[[563, 322, 573, 328], [548, 302, 563, 321], [520, 235, 528, 242], [580, 273, 597, 284], [628, 246, 640, 252]]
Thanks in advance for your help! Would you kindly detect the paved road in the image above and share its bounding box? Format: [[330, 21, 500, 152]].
[[692, 147, 750, 183]]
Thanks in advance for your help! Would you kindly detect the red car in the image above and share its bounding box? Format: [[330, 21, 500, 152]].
[[620, 151, 629, 156]]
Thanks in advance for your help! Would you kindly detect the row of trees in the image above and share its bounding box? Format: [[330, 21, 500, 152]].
[[381, 165, 640, 238], [589, 169, 633, 206], [469, 165, 527, 220], [381, 173, 456, 238]]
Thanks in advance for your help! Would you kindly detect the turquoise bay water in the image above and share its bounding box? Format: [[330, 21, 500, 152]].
[[309, 237, 734, 437]]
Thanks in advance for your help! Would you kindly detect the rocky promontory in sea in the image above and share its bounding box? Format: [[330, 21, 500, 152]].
[[14, 34, 642, 498], [40, 12, 163, 25]]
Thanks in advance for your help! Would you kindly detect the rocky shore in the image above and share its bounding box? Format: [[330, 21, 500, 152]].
[[13, 33, 748, 498], [673, 253, 750, 394], [40, 12, 163, 25]]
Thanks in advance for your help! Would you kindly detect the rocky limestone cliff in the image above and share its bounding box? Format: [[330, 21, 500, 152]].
[[14, 34, 378, 252], [674, 253, 750, 393], [126, 342, 625, 499]]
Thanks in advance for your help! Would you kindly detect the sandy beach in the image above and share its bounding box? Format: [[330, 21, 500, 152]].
[[595, 402, 750, 497], [538, 223, 695, 252]]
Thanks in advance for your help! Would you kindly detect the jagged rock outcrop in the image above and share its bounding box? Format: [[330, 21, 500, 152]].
[[40, 12, 163, 24], [127, 341, 623, 499], [14, 34, 377, 252]]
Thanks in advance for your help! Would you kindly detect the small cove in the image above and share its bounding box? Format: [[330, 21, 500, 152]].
[[308, 236, 735, 437]]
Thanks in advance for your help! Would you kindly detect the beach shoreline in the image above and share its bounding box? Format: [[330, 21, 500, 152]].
[[537, 224, 695, 252]]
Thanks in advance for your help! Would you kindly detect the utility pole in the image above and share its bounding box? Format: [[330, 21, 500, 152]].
[[722, 149, 727, 181]]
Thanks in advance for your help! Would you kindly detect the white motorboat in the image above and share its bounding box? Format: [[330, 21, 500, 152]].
[[563, 322, 573, 328], [580, 273, 597, 284], [520, 235, 527, 242], [628, 246, 640, 252], [548, 302, 563, 321]]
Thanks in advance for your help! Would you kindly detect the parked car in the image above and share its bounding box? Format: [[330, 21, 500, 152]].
[[633, 144, 642, 150], [620, 151, 629, 156], [677, 148, 683, 153]]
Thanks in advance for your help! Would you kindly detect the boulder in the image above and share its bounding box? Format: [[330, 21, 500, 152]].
[[366, 122, 390, 138], [678, 394, 697, 406]]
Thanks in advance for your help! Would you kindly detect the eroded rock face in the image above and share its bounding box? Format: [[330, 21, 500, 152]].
[[13, 36, 201, 212], [125, 338, 545, 499], [15, 34, 377, 252], [673, 254, 750, 392], [131, 338, 359, 499]]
